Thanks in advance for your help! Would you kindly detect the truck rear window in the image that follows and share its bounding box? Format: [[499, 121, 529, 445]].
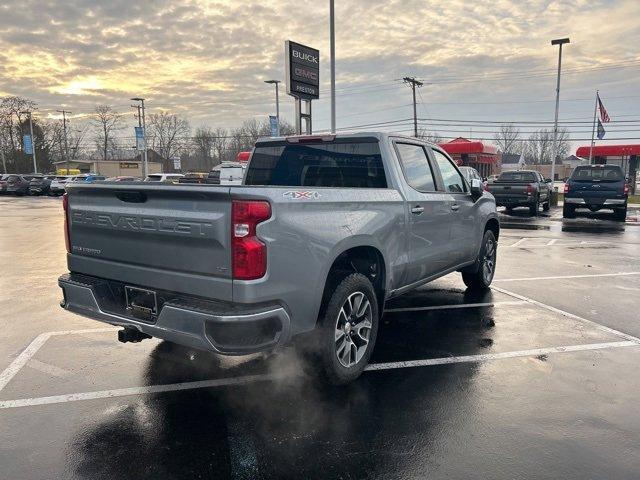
[[571, 166, 623, 182], [245, 142, 387, 188], [497, 171, 536, 182]]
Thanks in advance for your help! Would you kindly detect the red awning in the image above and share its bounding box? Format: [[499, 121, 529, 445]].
[[576, 144, 640, 157], [439, 137, 498, 155]]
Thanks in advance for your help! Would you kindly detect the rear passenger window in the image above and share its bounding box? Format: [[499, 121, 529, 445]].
[[432, 149, 466, 193], [395, 143, 436, 192]]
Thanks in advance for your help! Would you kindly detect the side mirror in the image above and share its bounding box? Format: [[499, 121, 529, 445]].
[[470, 178, 483, 200]]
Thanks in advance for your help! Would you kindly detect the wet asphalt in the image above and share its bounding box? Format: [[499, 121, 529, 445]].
[[1, 196, 639, 480]]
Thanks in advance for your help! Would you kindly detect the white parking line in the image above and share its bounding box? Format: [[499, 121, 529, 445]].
[[508, 238, 528, 247], [494, 272, 640, 283], [0, 328, 116, 393], [1, 341, 636, 409], [385, 300, 526, 313], [491, 286, 640, 344], [365, 341, 638, 371]]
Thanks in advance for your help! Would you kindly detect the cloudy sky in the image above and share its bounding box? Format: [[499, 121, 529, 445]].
[[1, 0, 638, 148]]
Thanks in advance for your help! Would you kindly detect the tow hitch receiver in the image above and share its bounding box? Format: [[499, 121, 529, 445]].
[[118, 328, 152, 343]]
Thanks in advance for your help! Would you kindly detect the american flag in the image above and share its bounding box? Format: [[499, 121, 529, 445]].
[[597, 93, 610, 123]]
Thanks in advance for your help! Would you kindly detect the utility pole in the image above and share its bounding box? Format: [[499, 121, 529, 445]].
[[330, 0, 336, 133], [550, 37, 569, 187], [403, 77, 423, 137], [131, 98, 148, 177], [57, 110, 71, 174], [21, 111, 38, 173]]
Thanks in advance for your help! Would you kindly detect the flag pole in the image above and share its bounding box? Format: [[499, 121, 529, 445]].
[[589, 90, 598, 164]]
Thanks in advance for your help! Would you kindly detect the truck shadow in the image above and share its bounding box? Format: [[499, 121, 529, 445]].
[[67, 289, 497, 479]]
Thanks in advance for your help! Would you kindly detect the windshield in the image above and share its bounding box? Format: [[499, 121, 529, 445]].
[[246, 141, 387, 188], [571, 166, 623, 182], [498, 171, 536, 182], [146, 176, 162, 181]]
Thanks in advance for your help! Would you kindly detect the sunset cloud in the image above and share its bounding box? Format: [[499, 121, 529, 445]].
[[0, 0, 638, 142]]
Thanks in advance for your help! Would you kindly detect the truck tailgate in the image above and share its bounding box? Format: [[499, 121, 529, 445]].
[[66, 183, 233, 301]]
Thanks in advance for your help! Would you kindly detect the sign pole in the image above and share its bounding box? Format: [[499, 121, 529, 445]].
[[28, 112, 37, 173], [285, 40, 319, 135]]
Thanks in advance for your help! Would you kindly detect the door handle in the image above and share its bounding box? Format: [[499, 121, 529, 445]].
[[451, 204, 460, 211], [411, 205, 424, 215]]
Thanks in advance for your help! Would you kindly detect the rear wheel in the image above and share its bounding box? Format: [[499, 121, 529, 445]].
[[563, 204, 575, 218], [542, 200, 550, 212], [614, 206, 627, 222], [529, 198, 539, 216], [316, 273, 379, 385], [462, 230, 497, 291]]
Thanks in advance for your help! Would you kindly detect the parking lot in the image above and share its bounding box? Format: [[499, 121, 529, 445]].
[[1, 195, 639, 479]]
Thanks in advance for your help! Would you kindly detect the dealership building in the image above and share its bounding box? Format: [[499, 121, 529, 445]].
[[53, 151, 163, 177], [439, 137, 499, 178]]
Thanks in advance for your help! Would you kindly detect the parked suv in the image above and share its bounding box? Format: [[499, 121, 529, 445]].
[[29, 175, 57, 195], [563, 165, 629, 221], [3, 175, 31, 195], [49, 176, 72, 196]]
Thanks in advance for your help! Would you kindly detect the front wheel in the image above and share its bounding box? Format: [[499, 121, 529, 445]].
[[317, 273, 379, 385], [462, 230, 497, 290]]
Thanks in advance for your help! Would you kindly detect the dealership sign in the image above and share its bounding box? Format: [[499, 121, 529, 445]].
[[285, 40, 319, 100]]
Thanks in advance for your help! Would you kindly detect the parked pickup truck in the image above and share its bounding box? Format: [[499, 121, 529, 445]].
[[488, 170, 551, 216], [563, 165, 629, 221], [58, 133, 499, 383]]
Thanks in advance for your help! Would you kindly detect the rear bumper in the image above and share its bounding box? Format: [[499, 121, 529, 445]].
[[495, 197, 533, 207], [58, 273, 291, 355], [564, 197, 626, 206]]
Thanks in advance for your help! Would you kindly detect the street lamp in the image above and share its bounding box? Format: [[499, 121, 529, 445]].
[[330, 0, 336, 134], [130, 97, 148, 177], [550, 37, 569, 188], [264, 80, 281, 136]]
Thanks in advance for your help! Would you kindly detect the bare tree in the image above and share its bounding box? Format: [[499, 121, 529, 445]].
[[192, 126, 215, 171], [212, 127, 229, 165], [494, 124, 522, 154], [417, 128, 444, 144], [93, 105, 121, 161], [524, 128, 570, 165], [148, 112, 190, 170]]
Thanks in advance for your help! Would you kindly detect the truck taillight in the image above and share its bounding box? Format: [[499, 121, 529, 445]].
[[232, 200, 271, 280], [62, 193, 71, 253], [624, 184, 629, 195], [564, 183, 570, 194], [526, 184, 533, 195]]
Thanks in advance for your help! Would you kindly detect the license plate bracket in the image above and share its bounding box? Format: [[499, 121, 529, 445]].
[[125, 286, 158, 318]]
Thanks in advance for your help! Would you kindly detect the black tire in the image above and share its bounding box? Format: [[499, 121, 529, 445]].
[[563, 204, 575, 218], [542, 200, 550, 212], [529, 197, 539, 216], [316, 273, 379, 385], [614, 207, 627, 222], [462, 230, 497, 291]]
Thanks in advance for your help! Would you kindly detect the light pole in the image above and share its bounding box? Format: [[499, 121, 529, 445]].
[[264, 80, 281, 136], [330, 0, 336, 133], [550, 37, 569, 187], [56, 110, 71, 174], [131, 98, 148, 176], [21, 111, 38, 173]]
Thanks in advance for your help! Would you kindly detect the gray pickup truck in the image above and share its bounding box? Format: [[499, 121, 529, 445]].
[[58, 132, 499, 383], [489, 170, 551, 215]]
